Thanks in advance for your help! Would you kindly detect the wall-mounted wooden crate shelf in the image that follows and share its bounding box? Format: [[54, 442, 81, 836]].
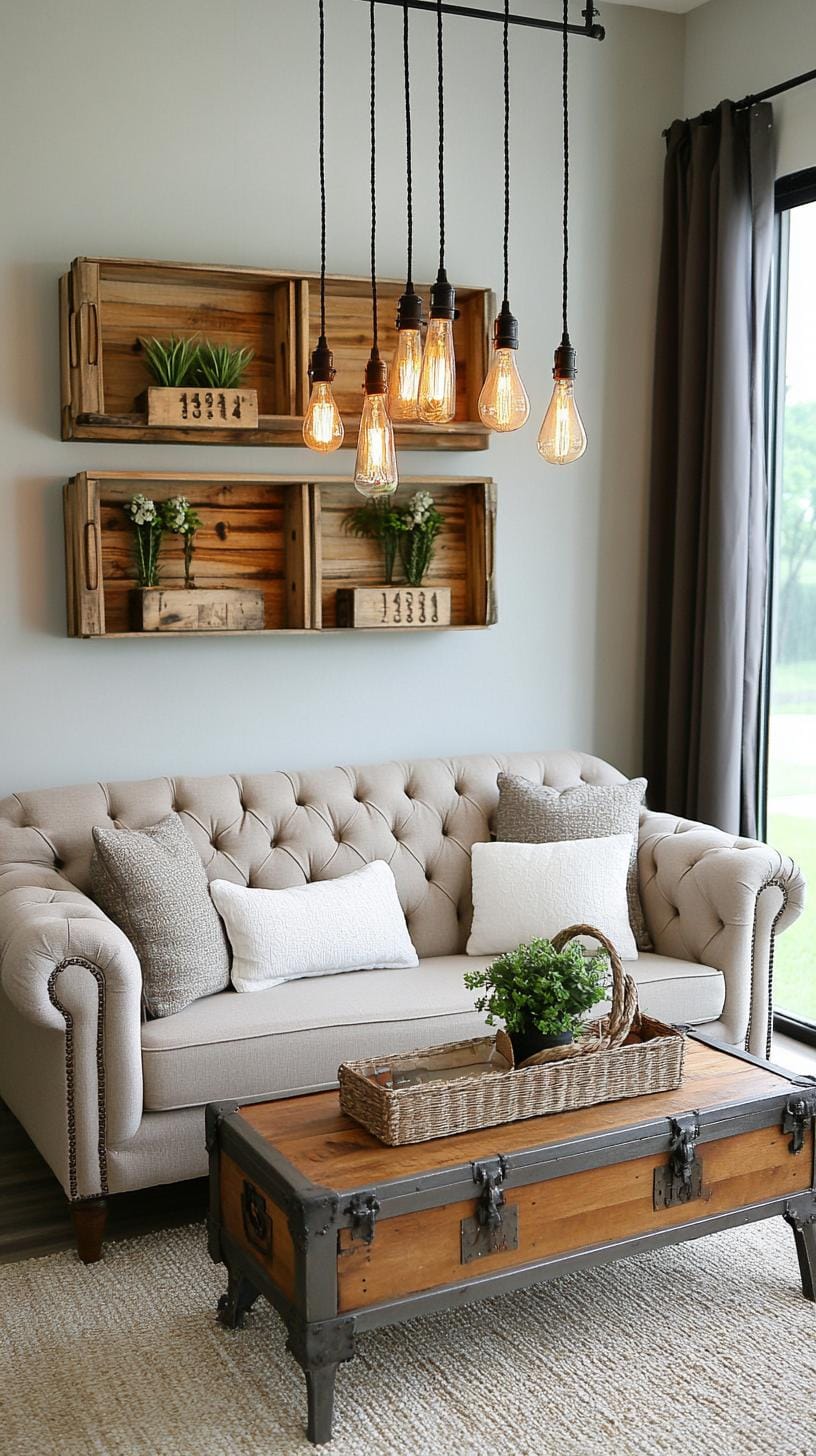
[[312, 478, 495, 631], [64, 473, 496, 637], [64, 472, 312, 638], [59, 258, 493, 451]]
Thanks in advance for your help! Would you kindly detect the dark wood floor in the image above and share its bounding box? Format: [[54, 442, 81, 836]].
[[0, 1100, 207, 1263]]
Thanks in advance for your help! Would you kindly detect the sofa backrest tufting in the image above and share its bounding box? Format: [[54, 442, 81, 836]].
[[0, 751, 624, 957]]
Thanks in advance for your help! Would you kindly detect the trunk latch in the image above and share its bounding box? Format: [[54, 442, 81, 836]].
[[653, 1113, 705, 1209], [461, 1157, 519, 1263], [345, 1193, 380, 1245], [783, 1089, 816, 1154]]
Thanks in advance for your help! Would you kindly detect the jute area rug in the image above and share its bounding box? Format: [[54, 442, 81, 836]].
[[1, 1218, 813, 1456]]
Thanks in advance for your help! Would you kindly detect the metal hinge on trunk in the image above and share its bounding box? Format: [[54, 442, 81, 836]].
[[653, 1112, 706, 1210], [461, 1156, 519, 1264]]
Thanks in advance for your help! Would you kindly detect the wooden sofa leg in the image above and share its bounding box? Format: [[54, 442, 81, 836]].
[[71, 1198, 108, 1264]]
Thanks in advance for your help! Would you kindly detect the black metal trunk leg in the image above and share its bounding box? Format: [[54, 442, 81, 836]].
[[217, 1269, 260, 1328], [786, 1211, 816, 1300], [305, 1363, 338, 1446]]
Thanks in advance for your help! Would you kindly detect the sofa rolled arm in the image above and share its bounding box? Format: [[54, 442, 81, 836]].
[[0, 863, 144, 1198], [638, 809, 806, 1056]]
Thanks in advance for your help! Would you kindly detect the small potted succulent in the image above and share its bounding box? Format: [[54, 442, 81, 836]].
[[139, 336, 258, 430], [464, 938, 609, 1066]]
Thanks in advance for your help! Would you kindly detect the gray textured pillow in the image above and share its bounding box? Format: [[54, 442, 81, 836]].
[[90, 812, 230, 1019], [495, 773, 651, 950]]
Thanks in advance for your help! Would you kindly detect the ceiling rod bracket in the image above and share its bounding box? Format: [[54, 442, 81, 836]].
[[352, 2, 605, 42]]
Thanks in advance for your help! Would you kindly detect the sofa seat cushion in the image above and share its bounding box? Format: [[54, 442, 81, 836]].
[[140, 952, 726, 1112]]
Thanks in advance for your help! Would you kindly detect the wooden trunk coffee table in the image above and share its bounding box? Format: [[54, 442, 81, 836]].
[[206, 1033, 816, 1445]]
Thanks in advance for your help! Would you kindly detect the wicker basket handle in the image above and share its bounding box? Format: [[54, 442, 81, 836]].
[[550, 923, 638, 1049]]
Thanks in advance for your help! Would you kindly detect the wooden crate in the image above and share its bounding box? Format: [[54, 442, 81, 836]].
[[59, 257, 493, 450], [64, 474, 497, 638], [64, 472, 311, 637], [312, 478, 496, 631]]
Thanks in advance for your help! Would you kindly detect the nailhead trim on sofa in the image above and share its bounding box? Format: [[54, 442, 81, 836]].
[[47, 958, 109, 1199]]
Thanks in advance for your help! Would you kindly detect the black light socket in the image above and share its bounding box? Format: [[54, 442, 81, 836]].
[[553, 332, 577, 380], [308, 334, 336, 384], [429, 267, 457, 321], [494, 300, 520, 351], [364, 347, 388, 395], [395, 286, 424, 331]]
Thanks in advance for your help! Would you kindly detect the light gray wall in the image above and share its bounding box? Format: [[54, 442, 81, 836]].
[[684, 0, 816, 178], [0, 0, 682, 795]]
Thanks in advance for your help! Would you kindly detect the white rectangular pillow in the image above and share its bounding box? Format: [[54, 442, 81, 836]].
[[211, 860, 419, 993], [466, 834, 637, 959]]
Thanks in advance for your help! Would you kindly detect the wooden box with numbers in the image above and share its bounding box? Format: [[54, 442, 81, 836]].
[[145, 386, 258, 430], [206, 1033, 816, 1446], [335, 585, 452, 629]]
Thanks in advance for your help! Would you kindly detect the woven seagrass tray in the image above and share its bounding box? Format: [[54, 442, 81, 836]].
[[338, 924, 686, 1146]]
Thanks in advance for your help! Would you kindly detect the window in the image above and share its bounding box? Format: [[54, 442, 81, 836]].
[[766, 168, 816, 1040]]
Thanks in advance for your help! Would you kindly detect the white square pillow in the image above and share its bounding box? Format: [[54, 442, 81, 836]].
[[466, 834, 637, 959], [211, 860, 419, 993]]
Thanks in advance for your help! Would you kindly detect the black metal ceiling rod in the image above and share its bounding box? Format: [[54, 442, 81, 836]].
[[350, 0, 605, 41]]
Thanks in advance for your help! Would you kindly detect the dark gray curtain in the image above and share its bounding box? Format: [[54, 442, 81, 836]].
[[644, 100, 775, 837]]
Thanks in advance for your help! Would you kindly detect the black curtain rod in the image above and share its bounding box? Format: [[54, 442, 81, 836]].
[[663, 65, 816, 137], [349, 0, 605, 41]]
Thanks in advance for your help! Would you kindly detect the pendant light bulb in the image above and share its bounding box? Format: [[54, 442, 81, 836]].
[[536, 336, 587, 465], [303, 337, 344, 452], [478, 302, 529, 433], [418, 271, 456, 424], [354, 350, 398, 497], [388, 289, 423, 421]]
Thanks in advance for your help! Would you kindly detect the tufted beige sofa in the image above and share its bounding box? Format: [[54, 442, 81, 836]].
[[0, 750, 805, 1260]]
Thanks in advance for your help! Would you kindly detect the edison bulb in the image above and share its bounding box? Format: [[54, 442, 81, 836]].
[[418, 317, 456, 424], [537, 378, 587, 464], [302, 381, 344, 452], [388, 328, 422, 420], [354, 391, 398, 496], [478, 348, 530, 432]]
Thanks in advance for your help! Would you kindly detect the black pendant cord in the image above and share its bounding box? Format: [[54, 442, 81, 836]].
[[403, 4, 413, 291], [369, 0, 379, 353], [436, 0, 445, 274], [561, 0, 569, 342], [318, 0, 327, 341], [501, 0, 510, 307]]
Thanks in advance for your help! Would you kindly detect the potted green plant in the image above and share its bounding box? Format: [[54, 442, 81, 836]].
[[125, 493, 264, 634], [195, 341, 254, 389], [139, 335, 258, 430], [163, 495, 202, 588], [125, 494, 164, 589], [343, 499, 407, 585], [338, 489, 452, 628], [399, 490, 445, 587], [464, 938, 609, 1066]]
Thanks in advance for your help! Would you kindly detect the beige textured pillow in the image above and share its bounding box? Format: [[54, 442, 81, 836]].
[[90, 812, 230, 1019], [495, 773, 651, 950]]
